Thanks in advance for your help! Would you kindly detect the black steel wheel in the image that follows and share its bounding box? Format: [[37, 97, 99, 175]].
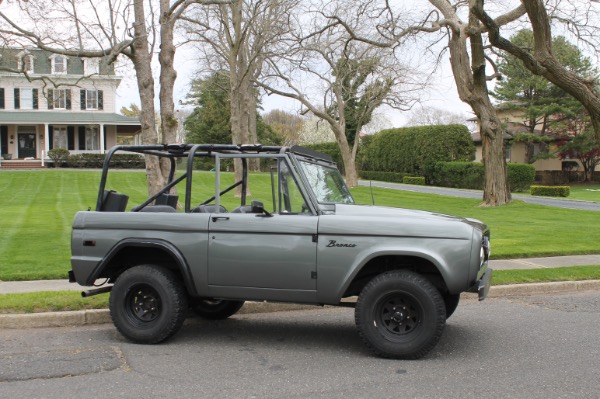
[[443, 293, 460, 320], [109, 265, 188, 344], [355, 270, 446, 359], [190, 299, 245, 320]]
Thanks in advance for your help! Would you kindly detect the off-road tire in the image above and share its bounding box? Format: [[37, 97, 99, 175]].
[[355, 270, 446, 359], [190, 299, 245, 320], [109, 265, 188, 344]]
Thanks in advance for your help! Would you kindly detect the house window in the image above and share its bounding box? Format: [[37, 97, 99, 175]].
[[80, 89, 103, 110], [0, 88, 4, 109], [48, 89, 71, 110], [53, 127, 68, 149], [17, 54, 34, 73], [14, 88, 39, 110], [51, 55, 67, 74], [85, 127, 99, 150]]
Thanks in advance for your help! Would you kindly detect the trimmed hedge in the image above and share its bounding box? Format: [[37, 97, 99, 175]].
[[360, 124, 475, 176], [360, 171, 408, 183], [62, 153, 145, 169], [530, 185, 570, 197], [421, 162, 536, 192], [403, 176, 426, 185]]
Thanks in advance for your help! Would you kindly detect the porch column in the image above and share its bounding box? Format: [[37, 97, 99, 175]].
[[44, 124, 50, 157], [99, 123, 105, 154]]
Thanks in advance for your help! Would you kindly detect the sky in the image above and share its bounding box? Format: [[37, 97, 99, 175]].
[[113, 42, 472, 129]]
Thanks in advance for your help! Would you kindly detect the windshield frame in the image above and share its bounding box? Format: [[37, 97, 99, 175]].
[[296, 159, 355, 205]]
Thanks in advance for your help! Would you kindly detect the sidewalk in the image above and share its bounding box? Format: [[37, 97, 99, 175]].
[[1, 255, 600, 329]]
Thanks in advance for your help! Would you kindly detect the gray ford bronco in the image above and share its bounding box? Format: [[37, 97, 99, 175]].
[[69, 144, 491, 359]]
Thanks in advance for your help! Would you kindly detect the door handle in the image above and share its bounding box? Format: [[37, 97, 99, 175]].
[[212, 216, 230, 222]]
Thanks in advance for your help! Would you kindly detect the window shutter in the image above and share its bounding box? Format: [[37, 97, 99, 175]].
[[48, 126, 54, 150], [66, 89, 71, 110], [78, 126, 86, 150], [0, 88, 4, 109], [32, 89, 38, 109], [67, 126, 75, 150], [98, 90, 103, 110], [48, 89, 54, 110], [80, 90, 86, 110], [14, 88, 20, 109]]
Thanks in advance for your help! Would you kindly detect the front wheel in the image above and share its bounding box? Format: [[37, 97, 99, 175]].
[[109, 265, 188, 344], [190, 299, 245, 320], [355, 270, 446, 359]]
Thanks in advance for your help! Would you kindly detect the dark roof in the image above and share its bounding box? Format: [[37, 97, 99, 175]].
[[471, 122, 547, 143], [0, 47, 115, 75], [0, 111, 140, 125]]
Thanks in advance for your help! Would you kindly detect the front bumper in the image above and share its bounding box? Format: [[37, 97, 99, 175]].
[[470, 268, 493, 301]]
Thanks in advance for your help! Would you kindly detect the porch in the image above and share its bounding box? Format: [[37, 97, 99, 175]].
[[0, 112, 141, 164]]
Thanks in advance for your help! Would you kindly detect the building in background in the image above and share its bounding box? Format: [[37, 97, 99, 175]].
[[0, 48, 140, 167]]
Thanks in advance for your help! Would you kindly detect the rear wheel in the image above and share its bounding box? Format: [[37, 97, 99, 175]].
[[109, 265, 188, 344], [355, 270, 446, 359], [190, 299, 245, 320]]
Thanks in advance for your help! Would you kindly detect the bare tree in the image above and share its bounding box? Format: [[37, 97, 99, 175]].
[[183, 0, 295, 181], [405, 106, 467, 127], [330, 0, 525, 205], [472, 0, 600, 146], [0, 0, 230, 196], [258, 1, 423, 187]]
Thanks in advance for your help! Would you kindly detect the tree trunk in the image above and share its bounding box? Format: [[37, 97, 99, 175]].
[[443, 10, 511, 206], [158, 0, 179, 187], [131, 0, 166, 196]]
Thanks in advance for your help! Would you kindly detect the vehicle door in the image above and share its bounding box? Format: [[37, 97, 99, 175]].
[[207, 157, 318, 300]]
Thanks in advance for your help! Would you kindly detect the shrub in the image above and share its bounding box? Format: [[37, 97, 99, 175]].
[[403, 176, 426, 185], [428, 162, 484, 189], [429, 162, 536, 191], [360, 171, 408, 183], [507, 163, 536, 192], [47, 148, 70, 168], [530, 185, 570, 197], [360, 124, 475, 176], [66, 153, 145, 169]]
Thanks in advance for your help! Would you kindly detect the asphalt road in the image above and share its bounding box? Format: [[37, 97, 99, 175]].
[[1, 291, 599, 398], [360, 180, 600, 211]]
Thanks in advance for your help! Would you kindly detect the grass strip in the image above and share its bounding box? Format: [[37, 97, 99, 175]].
[[2, 266, 600, 314], [0, 291, 109, 314], [492, 265, 600, 285]]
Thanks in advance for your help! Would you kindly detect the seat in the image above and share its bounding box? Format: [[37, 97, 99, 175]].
[[100, 190, 129, 212]]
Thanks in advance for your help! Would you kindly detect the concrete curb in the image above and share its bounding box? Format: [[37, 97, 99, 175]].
[[1, 280, 599, 329]]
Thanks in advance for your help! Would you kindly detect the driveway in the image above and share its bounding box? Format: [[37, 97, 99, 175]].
[[359, 180, 600, 211]]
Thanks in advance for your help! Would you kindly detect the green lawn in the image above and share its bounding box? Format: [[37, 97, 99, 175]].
[[519, 184, 600, 202], [1, 170, 600, 281]]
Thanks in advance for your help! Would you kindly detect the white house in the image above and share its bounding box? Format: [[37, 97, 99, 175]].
[[0, 48, 140, 167]]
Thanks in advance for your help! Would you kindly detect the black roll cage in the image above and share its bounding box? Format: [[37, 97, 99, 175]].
[[96, 143, 336, 213]]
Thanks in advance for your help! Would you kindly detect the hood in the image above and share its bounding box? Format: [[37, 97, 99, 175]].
[[318, 204, 487, 239]]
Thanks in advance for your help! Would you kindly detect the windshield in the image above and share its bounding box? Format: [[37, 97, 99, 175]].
[[299, 161, 354, 204]]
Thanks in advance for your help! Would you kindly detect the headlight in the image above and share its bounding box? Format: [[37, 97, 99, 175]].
[[480, 236, 491, 268]]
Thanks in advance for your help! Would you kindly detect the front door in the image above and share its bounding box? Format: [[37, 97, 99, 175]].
[[18, 133, 36, 158], [207, 214, 318, 297]]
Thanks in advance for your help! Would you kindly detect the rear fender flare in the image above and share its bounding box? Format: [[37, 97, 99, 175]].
[[86, 238, 197, 296]]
